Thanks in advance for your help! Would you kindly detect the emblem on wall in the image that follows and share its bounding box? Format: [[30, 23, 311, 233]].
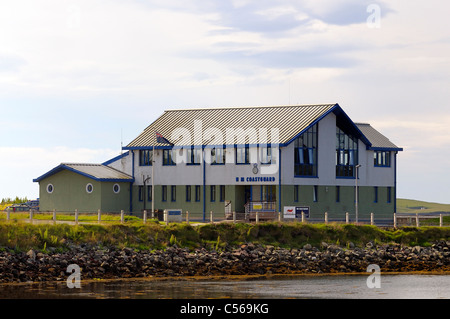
[[252, 164, 259, 174]]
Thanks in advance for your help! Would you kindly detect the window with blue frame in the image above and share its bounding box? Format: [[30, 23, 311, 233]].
[[374, 151, 391, 167], [139, 149, 153, 166], [210, 185, 216, 202], [260, 145, 272, 164], [220, 185, 225, 202], [336, 127, 359, 178], [374, 187, 378, 203], [186, 185, 191, 202], [171, 185, 176, 202], [236, 145, 250, 164], [187, 147, 201, 165], [195, 185, 201, 202], [163, 149, 176, 166], [138, 186, 144, 202], [336, 186, 340, 203], [294, 124, 318, 177], [147, 185, 152, 202], [211, 147, 225, 165], [162, 185, 167, 202]]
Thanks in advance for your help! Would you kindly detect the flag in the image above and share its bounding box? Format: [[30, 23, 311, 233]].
[[155, 132, 173, 145]]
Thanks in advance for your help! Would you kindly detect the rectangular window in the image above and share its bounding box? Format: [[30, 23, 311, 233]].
[[336, 186, 340, 203], [336, 127, 359, 178], [387, 187, 392, 203], [294, 124, 318, 177], [162, 185, 167, 202], [374, 187, 378, 203], [139, 186, 144, 202], [211, 147, 226, 165], [260, 145, 272, 164], [171, 185, 176, 202], [294, 185, 299, 202], [374, 151, 391, 167], [187, 147, 201, 165], [210, 185, 216, 202], [186, 185, 191, 202], [163, 149, 176, 166], [236, 145, 250, 164], [220, 185, 225, 202], [147, 185, 152, 202], [139, 150, 153, 166], [313, 186, 318, 202], [195, 185, 201, 202]]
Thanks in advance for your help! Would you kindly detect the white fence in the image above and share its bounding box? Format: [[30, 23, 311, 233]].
[[3, 207, 449, 227]]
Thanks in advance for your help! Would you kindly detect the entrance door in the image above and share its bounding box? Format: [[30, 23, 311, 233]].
[[244, 185, 252, 204]]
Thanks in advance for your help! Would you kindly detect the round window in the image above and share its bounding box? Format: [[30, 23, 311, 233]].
[[47, 184, 54, 194], [86, 183, 94, 194], [113, 184, 120, 194]]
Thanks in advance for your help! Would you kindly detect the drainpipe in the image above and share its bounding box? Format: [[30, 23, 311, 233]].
[[278, 146, 282, 213], [203, 146, 206, 222]]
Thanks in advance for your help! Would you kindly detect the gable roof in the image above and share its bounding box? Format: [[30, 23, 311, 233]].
[[33, 163, 134, 183], [355, 123, 403, 151], [125, 103, 372, 149]]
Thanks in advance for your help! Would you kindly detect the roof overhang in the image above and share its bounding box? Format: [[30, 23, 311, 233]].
[[33, 164, 134, 183]]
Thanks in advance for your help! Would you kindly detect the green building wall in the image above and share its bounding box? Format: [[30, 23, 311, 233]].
[[39, 170, 130, 213], [130, 184, 395, 220]]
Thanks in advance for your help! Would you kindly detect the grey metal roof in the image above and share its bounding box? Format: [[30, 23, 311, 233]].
[[126, 104, 338, 148], [33, 163, 134, 182], [355, 123, 403, 151], [63, 163, 134, 181]]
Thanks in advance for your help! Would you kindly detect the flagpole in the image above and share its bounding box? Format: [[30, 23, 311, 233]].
[[152, 145, 155, 216]]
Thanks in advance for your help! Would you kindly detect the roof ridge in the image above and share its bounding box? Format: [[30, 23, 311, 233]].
[[164, 103, 337, 112]]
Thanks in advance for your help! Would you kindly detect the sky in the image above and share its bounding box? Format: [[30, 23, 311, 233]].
[[0, 0, 449, 204]]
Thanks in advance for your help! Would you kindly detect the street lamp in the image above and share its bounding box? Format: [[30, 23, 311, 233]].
[[355, 164, 362, 223]]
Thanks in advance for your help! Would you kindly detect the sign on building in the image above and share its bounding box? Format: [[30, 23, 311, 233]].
[[284, 206, 310, 219]]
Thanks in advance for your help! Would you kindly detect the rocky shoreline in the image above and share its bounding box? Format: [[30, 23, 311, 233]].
[[1, 241, 450, 283]]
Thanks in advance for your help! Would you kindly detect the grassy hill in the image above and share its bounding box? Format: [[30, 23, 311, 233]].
[[397, 198, 450, 214]]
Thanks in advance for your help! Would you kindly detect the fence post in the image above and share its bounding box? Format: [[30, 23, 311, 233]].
[[164, 211, 168, 226], [301, 211, 305, 223], [440, 214, 443, 227], [6, 207, 10, 221], [121, 210, 124, 223], [346, 212, 349, 224], [255, 211, 259, 224], [143, 210, 147, 224], [278, 211, 281, 222], [415, 213, 419, 227], [233, 211, 236, 223], [393, 213, 397, 228], [53, 209, 56, 223], [186, 211, 189, 225], [75, 209, 78, 225], [324, 212, 328, 224], [210, 211, 213, 224], [98, 209, 101, 223], [370, 212, 374, 226]]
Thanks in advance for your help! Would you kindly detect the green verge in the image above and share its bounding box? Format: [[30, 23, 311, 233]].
[[1, 221, 450, 252]]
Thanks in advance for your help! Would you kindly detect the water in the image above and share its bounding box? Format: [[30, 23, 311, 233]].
[[1, 274, 449, 299]]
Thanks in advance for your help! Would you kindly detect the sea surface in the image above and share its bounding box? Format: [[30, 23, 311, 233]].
[[0, 274, 449, 299]]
